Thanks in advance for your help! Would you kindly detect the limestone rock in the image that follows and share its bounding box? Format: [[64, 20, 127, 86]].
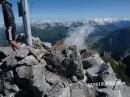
[[15, 47, 29, 59], [45, 70, 68, 86], [15, 65, 32, 80], [83, 53, 104, 68], [0, 47, 13, 61], [18, 55, 39, 66], [45, 46, 84, 81], [32, 64, 51, 92], [71, 87, 96, 97], [43, 42, 52, 49], [29, 48, 46, 61], [45, 86, 70, 97], [2, 54, 17, 68]]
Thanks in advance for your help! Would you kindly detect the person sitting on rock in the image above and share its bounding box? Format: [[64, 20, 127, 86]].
[[0, 0, 21, 50]]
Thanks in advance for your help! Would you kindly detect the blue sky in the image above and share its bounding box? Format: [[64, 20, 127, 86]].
[[0, 0, 130, 24]]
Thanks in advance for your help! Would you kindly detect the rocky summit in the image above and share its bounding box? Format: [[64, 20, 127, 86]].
[[0, 37, 129, 97]]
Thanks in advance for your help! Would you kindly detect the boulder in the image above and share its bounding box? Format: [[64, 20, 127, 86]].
[[100, 63, 117, 82], [83, 53, 104, 68], [84, 54, 112, 83], [42, 42, 52, 49], [71, 87, 96, 97], [2, 54, 17, 68], [15, 66, 32, 80], [82, 59, 93, 69], [45, 86, 70, 97], [0, 68, 19, 97], [0, 47, 13, 61], [15, 64, 51, 92], [40, 59, 47, 67], [86, 63, 109, 82], [29, 48, 46, 61], [32, 64, 51, 92], [86, 66, 100, 79], [15, 47, 29, 59], [45, 46, 84, 81], [97, 89, 122, 97], [45, 70, 68, 86], [120, 85, 130, 97], [45, 49, 64, 73], [5, 70, 14, 80], [18, 55, 39, 66], [32, 37, 51, 50]]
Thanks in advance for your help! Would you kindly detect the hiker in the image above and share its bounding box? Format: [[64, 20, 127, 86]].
[[0, 0, 21, 50]]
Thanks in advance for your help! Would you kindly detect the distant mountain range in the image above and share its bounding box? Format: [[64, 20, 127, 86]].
[[92, 26, 130, 58], [0, 19, 130, 55]]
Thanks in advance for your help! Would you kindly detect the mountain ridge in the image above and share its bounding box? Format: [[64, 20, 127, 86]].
[[0, 37, 129, 97]]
